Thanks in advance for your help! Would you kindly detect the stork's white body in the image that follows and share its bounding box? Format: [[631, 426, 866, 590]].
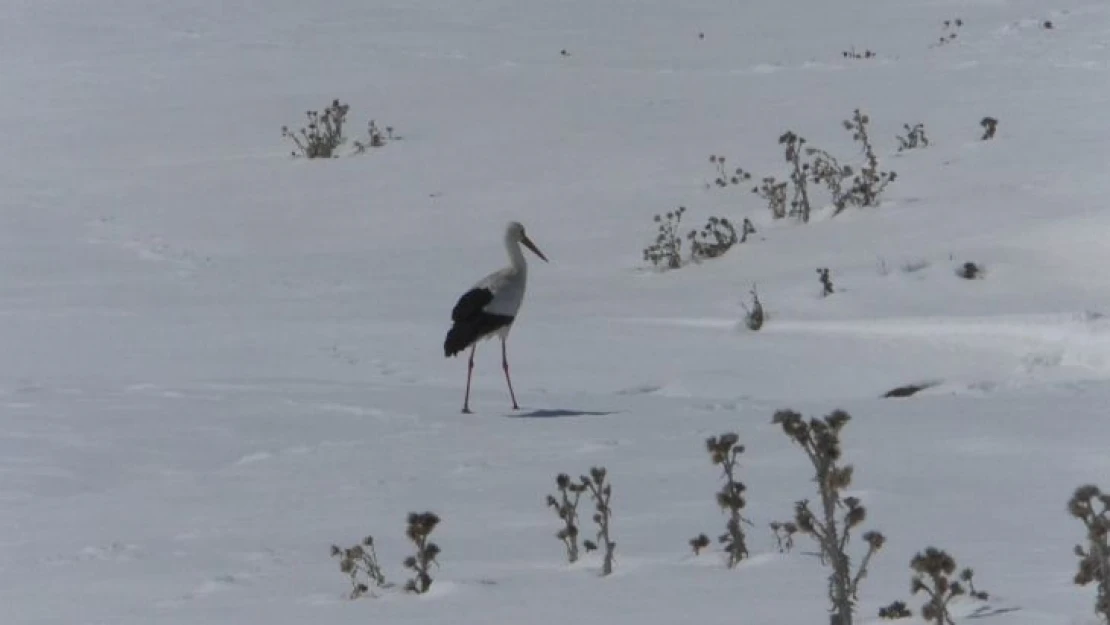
[[444, 222, 547, 413], [473, 244, 529, 324]]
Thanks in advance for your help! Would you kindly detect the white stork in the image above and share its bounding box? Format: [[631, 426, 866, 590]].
[[444, 221, 548, 413]]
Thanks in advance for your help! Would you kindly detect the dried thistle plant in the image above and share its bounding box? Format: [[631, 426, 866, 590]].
[[780, 131, 814, 222], [956, 261, 983, 280], [773, 409, 885, 625], [817, 268, 835, 297], [842, 47, 877, 60], [707, 155, 785, 221], [403, 512, 441, 594], [282, 99, 349, 158], [643, 207, 685, 270], [754, 175, 789, 220], [931, 18, 963, 48], [352, 120, 397, 153], [742, 284, 765, 331], [770, 520, 797, 553], [740, 217, 756, 243], [688, 216, 738, 261], [546, 473, 586, 563], [580, 467, 616, 576], [842, 109, 896, 207], [330, 535, 387, 599], [896, 123, 930, 152], [690, 533, 711, 555], [807, 147, 854, 215], [1069, 484, 1110, 621], [980, 117, 998, 140], [878, 600, 913, 619], [910, 547, 989, 625], [705, 433, 752, 567], [709, 154, 752, 188]]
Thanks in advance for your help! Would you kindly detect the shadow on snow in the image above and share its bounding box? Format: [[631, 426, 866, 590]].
[[509, 409, 620, 419]]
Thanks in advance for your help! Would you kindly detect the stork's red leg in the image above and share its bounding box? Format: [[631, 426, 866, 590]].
[[462, 343, 477, 413], [501, 338, 520, 410]]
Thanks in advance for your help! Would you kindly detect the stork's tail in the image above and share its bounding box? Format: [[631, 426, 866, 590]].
[[444, 313, 514, 357], [444, 322, 479, 357]]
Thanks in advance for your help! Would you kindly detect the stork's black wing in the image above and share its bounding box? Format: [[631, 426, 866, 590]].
[[450, 288, 493, 322], [444, 287, 513, 358]]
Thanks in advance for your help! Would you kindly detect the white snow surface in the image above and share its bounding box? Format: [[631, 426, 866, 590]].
[[4, 0, 1110, 623]]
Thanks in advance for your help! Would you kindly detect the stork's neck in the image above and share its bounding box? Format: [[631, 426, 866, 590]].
[[506, 236, 527, 273]]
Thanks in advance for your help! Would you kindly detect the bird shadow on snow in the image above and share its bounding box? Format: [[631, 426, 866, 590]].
[[509, 408, 621, 419]]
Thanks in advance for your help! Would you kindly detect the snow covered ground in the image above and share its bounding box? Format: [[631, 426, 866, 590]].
[[4, 0, 1110, 623]]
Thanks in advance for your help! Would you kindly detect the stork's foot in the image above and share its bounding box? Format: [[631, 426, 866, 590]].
[[461, 406, 473, 414]]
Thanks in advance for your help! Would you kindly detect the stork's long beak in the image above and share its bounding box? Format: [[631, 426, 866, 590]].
[[521, 235, 549, 262]]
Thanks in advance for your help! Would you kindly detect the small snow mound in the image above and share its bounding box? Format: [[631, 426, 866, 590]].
[[234, 451, 272, 465]]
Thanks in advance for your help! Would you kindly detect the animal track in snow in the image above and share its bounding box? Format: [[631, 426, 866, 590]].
[[229, 440, 362, 468], [576, 439, 626, 454], [86, 217, 210, 277], [175, 548, 286, 603], [42, 541, 145, 565]]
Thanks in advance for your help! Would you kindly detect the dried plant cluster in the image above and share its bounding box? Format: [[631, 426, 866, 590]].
[[403, 512, 442, 594], [842, 47, 877, 59], [643, 202, 753, 270], [842, 109, 897, 208], [689, 532, 711, 555], [329, 514, 440, 600], [878, 601, 913, 620], [1069, 485, 1110, 621], [770, 520, 797, 553], [931, 18, 963, 47], [711, 155, 751, 189], [547, 473, 586, 563], [643, 207, 686, 269], [909, 547, 989, 625], [742, 285, 765, 331], [781, 131, 816, 222], [353, 120, 397, 153], [956, 261, 983, 280], [807, 147, 853, 215], [705, 433, 752, 567], [980, 117, 998, 140], [706, 108, 896, 227], [755, 174, 789, 219], [283, 99, 349, 159], [581, 467, 617, 576], [331, 535, 388, 599], [818, 267, 835, 297], [282, 99, 396, 158], [773, 409, 885, 625], [688, 216, 738, 261], [325, 416, 1110, 623], [896, 123, 930, 152]]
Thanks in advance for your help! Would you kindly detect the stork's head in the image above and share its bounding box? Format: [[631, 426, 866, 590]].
[[506, 221, 548, 262]]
